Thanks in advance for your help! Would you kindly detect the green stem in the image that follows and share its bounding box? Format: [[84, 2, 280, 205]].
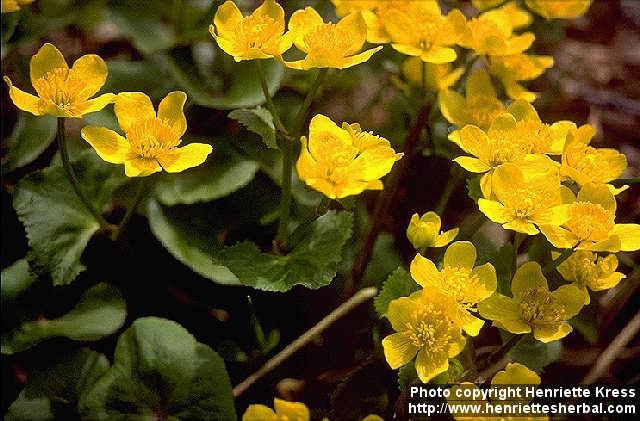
[[256, 60, 288, 136], [513, 232, 526, 272], [543, 248, 574, 274], [56, 118, 111, 230], [275, 68, 329, 248], [421, 60, 428, 98], [112, 177, 149, 241], [434, 168, 464, 215], [478, 334, 527, 372]]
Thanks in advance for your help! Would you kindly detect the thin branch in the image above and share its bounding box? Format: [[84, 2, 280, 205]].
[[581, 311, 640, 384], [232, 287, 378, 398]]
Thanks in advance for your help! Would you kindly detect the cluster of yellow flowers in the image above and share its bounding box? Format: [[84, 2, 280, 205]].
[[241, 398, 383, 421], [4, 44, 212, 177]]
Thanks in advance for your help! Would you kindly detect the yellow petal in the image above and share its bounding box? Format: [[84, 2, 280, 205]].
[[452, 125, 491, 161], [78, 93, 116, 116], [273, 398, 310, 421], [439, 90, 467, 127], [415, 348, 449, 383], [478, 199, 509, 223], [255, 0, 285, 24], [410, 253, 439, 288], [157, 143, 213, 173], [69, 54, 108, 99], [532, 204, 571, 226], [511, 262, 547, 300], [551, 284, 584, 318], [471, 263, 498, 299], [507, 99, 540, 122], [460, 311, 485, 337], [492, 362, 540, 385], [307, 114, 352, 160], [478, 294, 531, 334], [242, 404, 277, 421], [503, 219, 539, 235], [115, 92, 156, 132], [435, 228, 460, 248], [382, 332, 418, 369], [454, 156, 491, 173], [340, 46, 382, 69], [577, 183, 616, 213], [539, 225, 577, 249], [335, 12, 367, 56], [466, 70, 497, 99], [158, 91, 188, 138], [81, 126, 130, 164], [386, 297, 418, 332], [124, 157, 162, 177], [533, 321, 572, 343], [289, 7, 324, 52], [420, 46, 457, 64], [443, 241, 476, 269], [213, 1, 243, 38], [3, 76, 42, 116], [30, 43, 67, 86], [609, 224, 640, 252]]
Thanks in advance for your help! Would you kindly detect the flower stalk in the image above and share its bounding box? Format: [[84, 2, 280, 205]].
[[112, 177, 150, 241], [56, 118, 112, 230]]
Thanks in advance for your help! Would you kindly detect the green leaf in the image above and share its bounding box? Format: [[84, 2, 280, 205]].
[[569, 304, 598, 344], [466, 175, 483, 202], [6, 348, 110, 421], [1, 259, 37, 304], [398, 361, 417, 392], [107, 1, 176, 54], [363, 233, 403, 285], [492, 243, 515, 296], [374, 267, 419, 318], [158, 53, 285, 110], [228, 107, 277, 149], [153, 146, 259, 205], [13, 150, 127, 285], [147, 199, 240, 285], [79, 317, 237, 421], [508, 335, 561, 373], [1, 283, 126, 354], [2, 113, 56, 173], [219, 211, 353, 291]]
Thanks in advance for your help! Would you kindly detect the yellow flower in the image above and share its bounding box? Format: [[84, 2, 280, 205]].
[[540, 183, 640, 252], [406, 211, 459, 249], [492, 362, 540, 386], [382, 290, 466, 383], [557, 250, 626, 305], [330, 0, 398, 43], [410, 241, 497, 336], [402, 57, 463, 92], [477, 162, 569, 235], [525, 0, 592, 19], [242, 398, 309, 421], [209, 0, 292, 62], [81, 91, 212, 177], [284, 7, 382, 70], [439, 70, 506, 130], [458, 2, 534, 56], [382, 1, 466, 63], [3, 43, 114, 118], [2, 0, 33, 13], [560, 124, 628, 194], [471, 0, 506, 11], [478, 262, 584, 342], [489, 53, 554, 102], [296, 114, 402, 199], [361, 416, 384, 421]]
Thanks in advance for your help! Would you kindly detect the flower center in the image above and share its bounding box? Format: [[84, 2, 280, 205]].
[[518, 287, 565, 323], [467, 96, 504, 130], [566, 144, 617, 183], [504, 181, 555, 220], [32, 68, 88, 110], [404, 303, 456, 351], [516, 120, 553, 154], [126, 118, 180, 159], [440, 266, 481, 307], [566, 202, 614, 242], [239, 14, 282, 50], [488, 128, 531, 166], [304, 23, 358, 59]]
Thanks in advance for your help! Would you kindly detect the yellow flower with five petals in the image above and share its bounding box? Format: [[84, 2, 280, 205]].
[[296, 114, 402, 199], [458, 2, 534, 57], [242, 398, 309, 421], [477, 162, 570, 235], [410, 241, 497, 336], [3, 43, 115, 118], [2, 0, 33, 13], [557, 250, 626, 305], [439, 70, 506, 130], [81, 91, 212, 177], [406, 211, 459, 250], [382, 1, 467, 63], [525, 0, 593, 19], [209, 0, 293, 62], [489, 53, 554, 102], [330, 0, 401, 43], [539, 183, 640, 252], [382, 290, 466, 383], [284, 7, 382, 70], [560, 124, 628, 194], [478, 262, 584, 343]]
